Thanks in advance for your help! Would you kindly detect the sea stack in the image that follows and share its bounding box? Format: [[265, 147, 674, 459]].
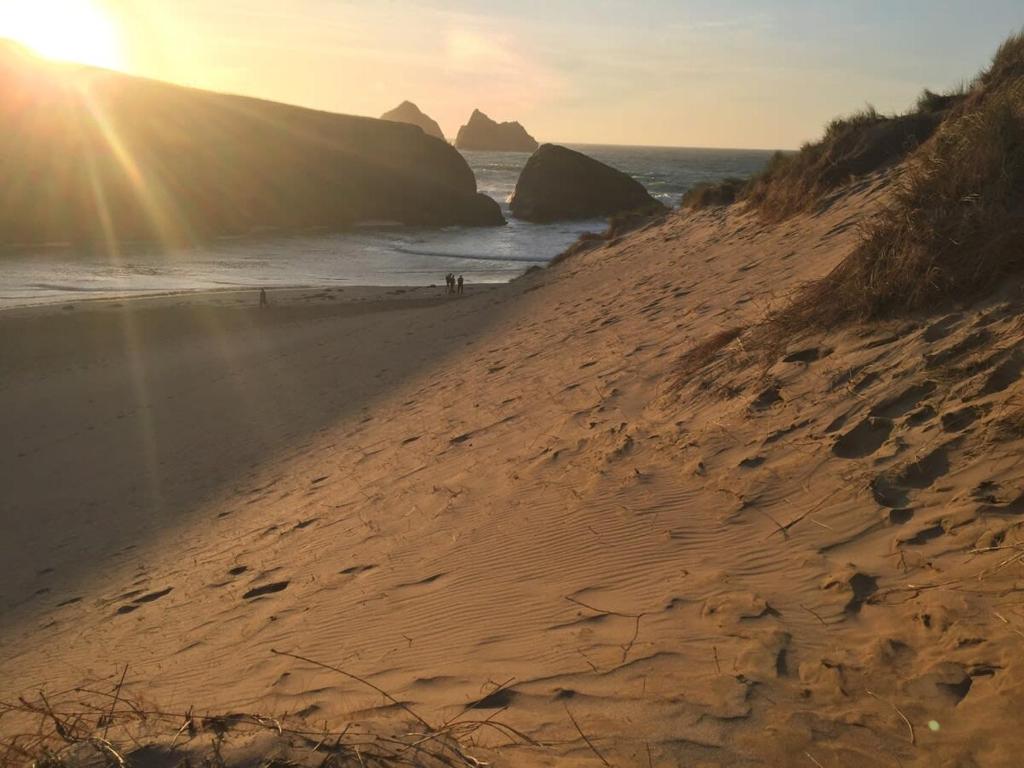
[[454, 109, 539, 152], [510, 144, 663, 222], [380, 100, 445, 141]]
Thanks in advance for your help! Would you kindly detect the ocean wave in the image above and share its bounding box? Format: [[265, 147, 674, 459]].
[[392, 246, 549, 263], [26, 282, 120, 293]]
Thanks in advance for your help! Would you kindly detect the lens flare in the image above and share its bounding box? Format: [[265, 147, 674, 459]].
[[0, 0, 123, 69]]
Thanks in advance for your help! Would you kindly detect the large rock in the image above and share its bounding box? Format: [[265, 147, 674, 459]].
[[510, 144, 662, 222], [0, 46, 503, 248], [454, 109, 538, 152], [380, 100, 445, 141]]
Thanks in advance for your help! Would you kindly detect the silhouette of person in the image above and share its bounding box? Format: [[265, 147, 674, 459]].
[[447, 273, 454, 294], [457, 275, 464, 295], [259, 287, 268, 308]]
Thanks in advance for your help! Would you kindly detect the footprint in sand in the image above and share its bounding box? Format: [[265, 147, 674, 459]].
[[925, 329, 991, 369], [468, 688, 517, 709], [115, 587, 173, 615], [750, 384, 782, 411], [906, 662, 974, 706], [339, 564, 377, 576], [899, 523, 945, 546], [869, 381, 936, 419], [887, 508, 914, 525], [243, 581, 290, 599], [823, 570, 878, 614], [941, 404, 987, 433], [922, 313, 964, 342], [832, 417, 892, 459], [853, 371, 881, 393], [396, 573, 446, 589], [871, 444, 951, 507], [782, 346, 831, 364], [824, 411, 852, 434], [977, 351, 1024, 396]]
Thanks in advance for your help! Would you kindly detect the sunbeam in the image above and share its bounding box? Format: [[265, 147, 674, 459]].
[[0, 0, 123, 70]]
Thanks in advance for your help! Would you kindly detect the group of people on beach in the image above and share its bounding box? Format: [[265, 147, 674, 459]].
[[259, 277, 465, 308], [445, 273, 464, 295]]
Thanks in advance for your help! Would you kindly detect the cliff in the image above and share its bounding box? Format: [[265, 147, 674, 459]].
[[454, 109, 538, 152], [379, 100, 445, 141], [0, 45, 503, 248]]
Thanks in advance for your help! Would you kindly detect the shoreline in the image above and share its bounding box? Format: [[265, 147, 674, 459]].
[[0, 281, 504, 319]]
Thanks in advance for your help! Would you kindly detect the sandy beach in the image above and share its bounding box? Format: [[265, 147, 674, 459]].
[[5, 166, 1024, 767]]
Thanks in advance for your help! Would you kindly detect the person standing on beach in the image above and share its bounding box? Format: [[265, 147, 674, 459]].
[[457, 275, 464, 295], [259, 287, 268, 308]]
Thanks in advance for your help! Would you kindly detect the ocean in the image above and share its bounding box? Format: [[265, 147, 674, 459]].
[[0, 145, 774, 308]]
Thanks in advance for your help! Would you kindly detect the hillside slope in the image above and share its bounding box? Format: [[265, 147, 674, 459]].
[[0, 43, 502, 248], [5, 164, 1024, 765]]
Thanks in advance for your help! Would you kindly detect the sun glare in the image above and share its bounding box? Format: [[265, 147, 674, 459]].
[[0, 0, 123, 69]]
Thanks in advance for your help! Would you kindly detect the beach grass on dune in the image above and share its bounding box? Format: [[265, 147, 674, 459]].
[[767, 31, 1024, 334]]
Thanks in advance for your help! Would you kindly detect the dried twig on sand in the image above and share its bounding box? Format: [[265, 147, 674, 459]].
[[102, 665, 128, 741], [270, 648, 431, 729], [2, 650, 540, 768], [866, 689, 915, 745], [564, 596, 647, 663], [565, 706, 611, 767]]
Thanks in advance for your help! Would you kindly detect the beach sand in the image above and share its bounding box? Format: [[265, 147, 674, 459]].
[[3, 173, 1024, 767]]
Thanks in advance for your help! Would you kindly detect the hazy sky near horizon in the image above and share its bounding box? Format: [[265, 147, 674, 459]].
[[4, 0, 1024, 148]]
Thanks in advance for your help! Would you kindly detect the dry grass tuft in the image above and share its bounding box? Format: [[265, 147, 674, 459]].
[[771, 85, 1024, 329], [0, 652, 537, 768], [681, 85, 967, 221], [680, 178, 746, 210], [742, 106, 945, 221], [672, 327, 745, 387], [549, 204, 668, 266], [981, 30, 1024, 89], [756, 29, 1024, 347]]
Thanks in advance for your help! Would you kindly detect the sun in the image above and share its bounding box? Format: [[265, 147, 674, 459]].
[[0, 0, 123, 69]]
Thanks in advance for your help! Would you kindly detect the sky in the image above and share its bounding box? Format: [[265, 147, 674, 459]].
[[2, 0, 1023, 149]]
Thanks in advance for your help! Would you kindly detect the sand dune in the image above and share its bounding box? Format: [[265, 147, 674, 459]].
[[3, 170, 1024, 766]]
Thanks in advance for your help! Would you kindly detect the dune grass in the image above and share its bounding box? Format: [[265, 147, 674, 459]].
[[741, 105, 947, 220], [672, 327, 746, 387], [680, 178, 747, 210], [768, 32, 1024, 332], [549, 203, 668, 266], [681, 94, 962, 217], [0, 651, 535, 768]]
